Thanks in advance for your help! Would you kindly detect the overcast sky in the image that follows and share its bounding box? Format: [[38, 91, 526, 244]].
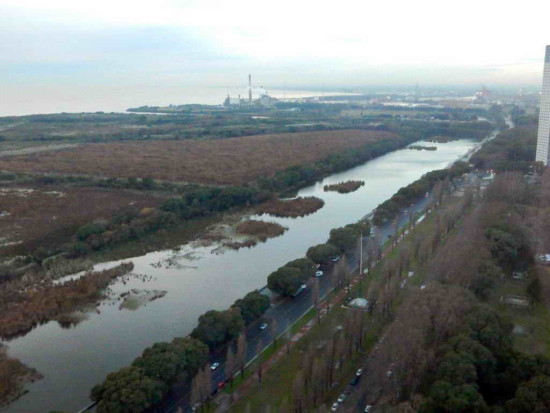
[[1, 0, 549, 114]]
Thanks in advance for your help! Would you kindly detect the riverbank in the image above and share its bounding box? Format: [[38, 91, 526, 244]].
[[1, 138, 482, 412]]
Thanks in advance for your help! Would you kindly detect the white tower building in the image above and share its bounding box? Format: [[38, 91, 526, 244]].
[[535, 45, 550, 165]]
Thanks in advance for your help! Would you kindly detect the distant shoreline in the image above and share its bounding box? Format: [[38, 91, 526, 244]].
[[0, 88, 358, 118]]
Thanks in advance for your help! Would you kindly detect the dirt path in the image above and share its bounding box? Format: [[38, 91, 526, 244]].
[[0, 143, 79, 157]]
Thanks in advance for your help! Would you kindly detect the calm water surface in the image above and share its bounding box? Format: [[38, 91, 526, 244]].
[[2, 139, 476, 412]]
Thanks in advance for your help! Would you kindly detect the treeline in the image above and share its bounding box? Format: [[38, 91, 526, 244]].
[[421, 305, 550, 412], [91, 337, 209, 413], [257, 134, 419, 193], [91, 217, 370, 410], [384, 119, 494, 142], [19, 133, 414, 264], [372, 161, 471, 226], [58, 186, 267, 259], [0, 171, 186, 192], [268, 221, 370, 296], [471, 126, 537, 173], [291, 310, 368, 413], [91, 289, 270, 411], [364, 173, 550, 412], [0, 263, 133, 339], [191, 290, 270, 349]]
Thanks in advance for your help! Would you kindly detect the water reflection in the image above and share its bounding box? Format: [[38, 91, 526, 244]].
[[2, 139, 476, 413]]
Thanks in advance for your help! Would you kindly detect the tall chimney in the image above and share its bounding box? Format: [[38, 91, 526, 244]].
[[248, 74, 252, 102]]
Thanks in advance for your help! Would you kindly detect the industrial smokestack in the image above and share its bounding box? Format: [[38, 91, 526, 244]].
[[248, 74, 252, 102]]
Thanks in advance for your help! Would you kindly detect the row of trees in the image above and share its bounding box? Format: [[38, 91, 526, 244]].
[[91, 337, 209, 413], [160, 186, 267, 220], [360, 171, 550, 411], [385, 119, 494, 142], [57, 185, 268, 259], [292, 311, 368, 412], [91, 289, 270, 411], [257, 134, 419, 193], [471, 126, 538, 173], [89, 204, 372, 410], [372, 161, 470, 226], [267, 258, 317, 296], [190, 290, 270, 349], [267, 221, 370, 296]]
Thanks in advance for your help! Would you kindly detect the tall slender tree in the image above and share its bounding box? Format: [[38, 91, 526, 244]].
[[225, 346, 235, 387], [237, 332, 247, 378], [313, 277, 321, 324]]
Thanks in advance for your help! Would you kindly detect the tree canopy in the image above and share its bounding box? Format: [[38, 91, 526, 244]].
[[267, 266, 306, 296], [91, 366, 164, 413], [232, 290, 270, 324], [191, 309, 244, 349], [306, 243, 340, 265]]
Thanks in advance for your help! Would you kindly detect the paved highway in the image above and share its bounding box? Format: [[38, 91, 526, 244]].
[[151, 189, 440, 413], [151, 172, 488, 413]]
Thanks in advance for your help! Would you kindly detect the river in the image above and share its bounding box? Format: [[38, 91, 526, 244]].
[[2, 138, 478, 413]]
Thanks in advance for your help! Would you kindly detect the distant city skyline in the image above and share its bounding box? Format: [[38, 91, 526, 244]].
[[1, 0, 549, 115]]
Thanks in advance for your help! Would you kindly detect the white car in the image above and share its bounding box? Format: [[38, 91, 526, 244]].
[[337, 393, 346, 403], [211, 362, 220, 370], [364, 405, 372, 412], [356, 368, 363, 376], [331, 402, 339, 411], [260, 323, 268, 330], [315, 270, 324, 277]]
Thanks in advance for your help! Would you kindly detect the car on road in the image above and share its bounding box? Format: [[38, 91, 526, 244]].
[[337, 393, 346, 403], [292, 284, 307, 297], [331, 256, 340, 263], [350, 376, 359, 386], [211, 362, 220, 370], [356, 368, 363, 376], [260, 323, 268, 330], [331, 402, 339, 411], [364, 405, 372, 412], [315, 270, 324, 277]]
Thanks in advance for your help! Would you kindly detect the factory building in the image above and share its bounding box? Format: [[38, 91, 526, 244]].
[[223, 75, 278, 108]]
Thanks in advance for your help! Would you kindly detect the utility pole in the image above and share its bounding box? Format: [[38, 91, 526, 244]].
[[359, 231, 363, 276]]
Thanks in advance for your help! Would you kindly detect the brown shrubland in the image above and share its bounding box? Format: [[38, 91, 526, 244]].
[[0, 130, 396, 185], [256, 196, 325, 218], [323, 180, 365, 194], [236, 220, 287, 241], [0, 345, 42, 406], [0, 186, 164, 256], [0, 262, 133, 339]]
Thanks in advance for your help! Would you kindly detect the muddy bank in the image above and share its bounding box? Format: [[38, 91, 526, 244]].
[[323, 180, 365, 194], [256, 196, 325, 218], [0, 345, 42, 407], [0, 262, 134, 340]]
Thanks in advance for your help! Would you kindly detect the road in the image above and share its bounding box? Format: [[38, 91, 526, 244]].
[[151, 186, 443, 413]]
